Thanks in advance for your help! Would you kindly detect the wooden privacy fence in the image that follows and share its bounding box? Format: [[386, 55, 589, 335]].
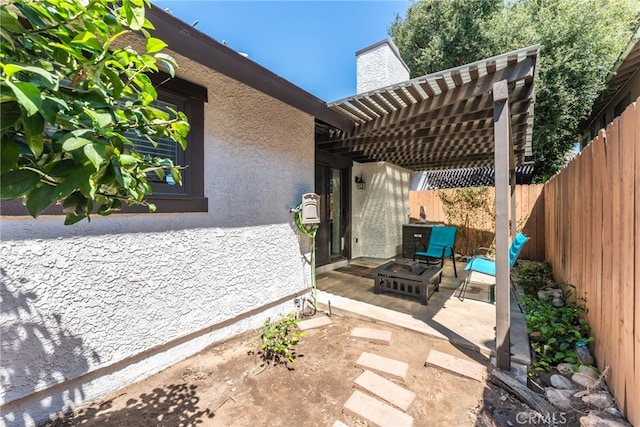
[[544, 98, 638, 424], [409, 184, 545, 261]]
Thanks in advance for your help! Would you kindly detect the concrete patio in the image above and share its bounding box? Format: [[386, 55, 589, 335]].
[[315, 258, 530, 367]]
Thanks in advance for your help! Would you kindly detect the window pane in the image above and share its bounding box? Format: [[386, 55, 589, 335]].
[[129, 99, 181, 183]]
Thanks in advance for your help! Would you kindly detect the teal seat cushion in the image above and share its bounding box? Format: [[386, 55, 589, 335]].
[[464, 257, 496, 276]]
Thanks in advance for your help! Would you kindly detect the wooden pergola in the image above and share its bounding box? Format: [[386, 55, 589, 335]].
[[317, 45, 540, 370]]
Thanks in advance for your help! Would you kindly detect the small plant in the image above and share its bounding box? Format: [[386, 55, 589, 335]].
[[522, 285, 592, 373], [514, 261, 553, 295], [259, 313, 305, 366]]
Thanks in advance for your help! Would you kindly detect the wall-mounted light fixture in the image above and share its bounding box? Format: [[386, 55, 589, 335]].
[[355, 174, 365, 190]]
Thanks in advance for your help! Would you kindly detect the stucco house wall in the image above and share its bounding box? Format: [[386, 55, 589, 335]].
[[0, 51, 315, 426], [351, 162, 412, 259]]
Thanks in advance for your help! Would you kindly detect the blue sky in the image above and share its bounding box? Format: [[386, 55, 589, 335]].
[[151, 1, 411, 101]]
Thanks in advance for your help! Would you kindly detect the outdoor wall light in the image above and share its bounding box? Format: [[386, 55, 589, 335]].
[[355, 174, 365, 190]]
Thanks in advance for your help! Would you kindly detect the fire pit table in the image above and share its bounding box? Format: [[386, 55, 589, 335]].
[[372, 260, 442, 305]]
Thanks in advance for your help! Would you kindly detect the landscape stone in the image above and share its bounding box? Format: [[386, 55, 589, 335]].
[[576, 345, 595, 365], [606, 408, 623, 418], [557, 363, 575, 376], [545, 387, 578, 411], [550, 374, 576, 390], [582, 392, 615, 410], [572, 366, 600, 389], [580, 412, 632, 427]]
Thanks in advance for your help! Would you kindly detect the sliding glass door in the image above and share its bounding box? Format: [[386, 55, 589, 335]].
[[315, 163, 349, 266]]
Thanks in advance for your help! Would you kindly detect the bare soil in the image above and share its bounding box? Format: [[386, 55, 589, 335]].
[[48, 313, 538, 427]]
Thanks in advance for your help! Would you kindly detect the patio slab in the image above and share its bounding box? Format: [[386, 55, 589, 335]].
[[316, 258, 530, 366], [350, 327, 392, 345], [343, 390, 414, 427]]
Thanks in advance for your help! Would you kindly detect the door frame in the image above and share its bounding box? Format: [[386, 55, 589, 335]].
[[315, 150, 352, 266]]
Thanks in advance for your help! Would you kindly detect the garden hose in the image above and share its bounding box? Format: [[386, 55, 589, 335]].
[[294, 203, 319, 315]]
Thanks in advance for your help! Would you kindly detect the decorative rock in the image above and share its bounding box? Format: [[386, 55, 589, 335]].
[[552, 298, 564, 307], [582, 392, 615, 410], [557, 363, 575, 376], [576, 345, 595, 365], [545, 388, 578, 411], [580, 412, 632, 427], [551, 289, 564, 299], [538, 290, 549, 300], [550, 374, 575, 390], [606, 407, 623, 418], [572, 366, 600, 389]]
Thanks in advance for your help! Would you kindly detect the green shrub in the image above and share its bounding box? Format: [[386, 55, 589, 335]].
[[259, 313, 305, 365], [514, 261, 553, 295], [522, 286, 592, 373]]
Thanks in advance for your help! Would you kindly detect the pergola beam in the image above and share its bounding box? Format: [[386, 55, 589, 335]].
[[341, 57, 534, 137]]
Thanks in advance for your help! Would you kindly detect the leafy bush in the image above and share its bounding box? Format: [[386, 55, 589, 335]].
[[1, 0, 188, 224], [514, 261, 553, 295], [259, 313, 305, 366], [522, 286, 592, 372]]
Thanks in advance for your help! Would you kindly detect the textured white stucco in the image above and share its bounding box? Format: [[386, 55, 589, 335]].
[[356, 42, 410, 94], [351, 162, 412, 259], [0, 51, 315, 426]]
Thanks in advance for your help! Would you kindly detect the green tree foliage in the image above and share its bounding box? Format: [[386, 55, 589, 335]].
[[389, 0, 503, 74], [390, 0, 640, 182], [0, 0, 189, 224]]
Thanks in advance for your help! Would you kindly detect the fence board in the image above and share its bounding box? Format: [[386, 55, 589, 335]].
[[609, 118, 623, 401], [620, 102, 637, 419], [544, 98, 639, 424], [582, 145, 601, 356], [633, 100, 640, 426], [592, 130, 606, 367], [625, 102, 640, 425]]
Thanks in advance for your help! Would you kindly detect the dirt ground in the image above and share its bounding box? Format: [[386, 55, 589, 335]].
[[49, 313, 538, 427]]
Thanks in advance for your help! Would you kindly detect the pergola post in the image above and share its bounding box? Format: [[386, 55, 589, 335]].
[[493, 79, 514, 371], [511, 171, 517, 238]]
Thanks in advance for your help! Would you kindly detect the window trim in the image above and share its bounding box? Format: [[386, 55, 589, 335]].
[[1, 73, 208, 217]]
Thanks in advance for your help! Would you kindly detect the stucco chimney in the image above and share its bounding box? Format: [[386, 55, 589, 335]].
[[356, 39, 410, 94]]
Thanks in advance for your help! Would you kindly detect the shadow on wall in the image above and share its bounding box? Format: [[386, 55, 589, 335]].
[[0, 268, 99, 426], [44, 383, 214, 426]]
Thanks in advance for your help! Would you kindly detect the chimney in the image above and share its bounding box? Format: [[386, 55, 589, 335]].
[[356, 39, 410, 94]]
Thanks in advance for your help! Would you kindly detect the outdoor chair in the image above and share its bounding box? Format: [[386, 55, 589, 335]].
[[456, 232, 530, 311], [413, 225, 458, 279]]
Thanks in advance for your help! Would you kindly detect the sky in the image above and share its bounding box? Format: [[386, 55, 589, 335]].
[[151, 1, 412, 101]]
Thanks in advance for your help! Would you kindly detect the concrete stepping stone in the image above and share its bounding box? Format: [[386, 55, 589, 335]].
[[297, 316, 332, 331], [356, 352, 408, 381], [425, 349, 485, 382], [354, 370, 416, 411], [343, 390, 414, 427], [350, 327, 392, 345]]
